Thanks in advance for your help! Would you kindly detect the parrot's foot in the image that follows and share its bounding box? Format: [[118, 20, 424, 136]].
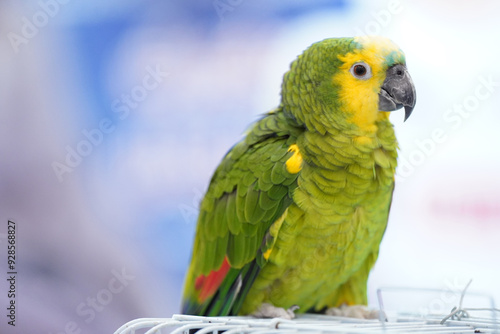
[[252, 303, 299, 319], [325, 304, 380, 319]]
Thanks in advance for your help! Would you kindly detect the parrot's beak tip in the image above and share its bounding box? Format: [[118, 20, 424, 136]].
[[403, 105, 414, 122]]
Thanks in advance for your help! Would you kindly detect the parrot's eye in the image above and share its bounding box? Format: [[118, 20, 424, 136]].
[[350, 62, 372, 80]]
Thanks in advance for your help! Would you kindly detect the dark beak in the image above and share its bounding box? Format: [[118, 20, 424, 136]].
[[378, 64, 416, 121]]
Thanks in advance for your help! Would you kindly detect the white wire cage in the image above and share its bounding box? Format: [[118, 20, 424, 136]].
[[114, 283, 500, 334]]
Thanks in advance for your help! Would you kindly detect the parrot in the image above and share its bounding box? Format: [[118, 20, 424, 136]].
[[181, 36, 416, 319]]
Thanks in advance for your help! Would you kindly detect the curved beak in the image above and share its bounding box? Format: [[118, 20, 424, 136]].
[[378, 64, 416, 121]]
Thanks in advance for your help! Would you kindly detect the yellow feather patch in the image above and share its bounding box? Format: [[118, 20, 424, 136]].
[[353, 136, 373, 146], [285, 144, 303, 174], [378, 111, 391, 120], [262, 248, 273, 260], [333, 36, 404, 133]]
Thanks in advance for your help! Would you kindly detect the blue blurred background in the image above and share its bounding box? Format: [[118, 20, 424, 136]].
[[1, 0, 500, 332]]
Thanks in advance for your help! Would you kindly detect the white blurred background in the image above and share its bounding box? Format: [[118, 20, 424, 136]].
[[1, 0, 500, 332]]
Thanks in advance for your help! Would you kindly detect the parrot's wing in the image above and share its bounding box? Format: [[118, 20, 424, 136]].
[[182, 111, 303, 316]]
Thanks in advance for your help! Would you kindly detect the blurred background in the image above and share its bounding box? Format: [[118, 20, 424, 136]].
[[1, 0, 500, 332]]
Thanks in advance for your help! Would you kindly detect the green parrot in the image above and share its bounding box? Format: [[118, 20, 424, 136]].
[[181, 36, 416, 318]]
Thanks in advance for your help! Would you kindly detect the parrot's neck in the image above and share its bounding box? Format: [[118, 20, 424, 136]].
[[299, 117, 398, 175]]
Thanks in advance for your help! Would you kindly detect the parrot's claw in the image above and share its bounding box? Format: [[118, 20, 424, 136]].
[[325, 304, 381, 319], [252, 303, 299, 319]]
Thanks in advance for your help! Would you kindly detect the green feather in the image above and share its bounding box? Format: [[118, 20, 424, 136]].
[[258, 170, 273, 191], [268, 184, 288, 200], [258, 191, 277, 210], [270, 162, 287, 184], [226, 193, 240, 234], [244, 184, 260, 223]]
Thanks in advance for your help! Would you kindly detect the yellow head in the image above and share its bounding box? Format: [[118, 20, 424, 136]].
[[281, 36, 416, 134]]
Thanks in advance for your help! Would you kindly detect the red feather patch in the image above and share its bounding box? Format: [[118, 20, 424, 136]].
[[194, 257, 231, 303]]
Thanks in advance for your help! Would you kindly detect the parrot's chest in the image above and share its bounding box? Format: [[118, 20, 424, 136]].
[[244, 147, 395, 312], [278, 165, 391, 276]]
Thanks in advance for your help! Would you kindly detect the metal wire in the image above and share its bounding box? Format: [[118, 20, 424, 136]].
[[438, 280, 500, 325], [115, 283, 500, 334], [114, 312, 500, 334]]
